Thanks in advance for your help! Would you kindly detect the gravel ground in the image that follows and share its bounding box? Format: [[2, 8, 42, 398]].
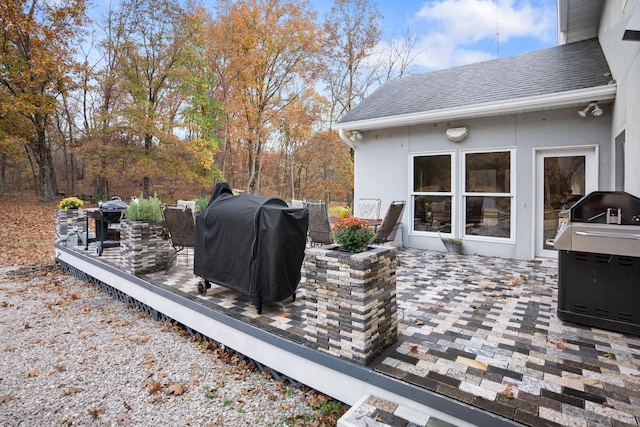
[[0, 266, 343, 426]]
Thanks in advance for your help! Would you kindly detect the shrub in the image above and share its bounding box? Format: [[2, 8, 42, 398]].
[[124, 194, 163, 221]]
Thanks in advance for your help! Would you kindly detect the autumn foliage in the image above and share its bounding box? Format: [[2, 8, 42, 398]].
[[1, 0, 409, 206]]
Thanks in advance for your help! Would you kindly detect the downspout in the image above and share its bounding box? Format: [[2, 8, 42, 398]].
[[338, 128, 355, 150]]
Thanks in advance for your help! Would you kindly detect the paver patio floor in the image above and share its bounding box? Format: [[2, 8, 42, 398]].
[[83, 245, 640, 426]]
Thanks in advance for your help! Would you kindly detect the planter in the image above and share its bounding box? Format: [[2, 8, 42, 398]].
[[55, 209, 86, 245], [442, 239, 463, 254], [120, 220, 171, 275], [301, 244, 398, 365]]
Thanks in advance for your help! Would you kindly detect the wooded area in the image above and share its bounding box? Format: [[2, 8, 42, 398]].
[[0, 0, 416, 203]]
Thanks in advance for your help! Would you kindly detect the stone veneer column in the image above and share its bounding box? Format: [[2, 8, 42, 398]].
[[55, 209, 86, 245], [120, 220, 171, 275], [302, 244, 398, 365]]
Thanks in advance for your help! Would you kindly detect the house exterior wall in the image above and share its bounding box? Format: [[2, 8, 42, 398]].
[[598, 0, 640, 196], [354, 108, 612, 260]]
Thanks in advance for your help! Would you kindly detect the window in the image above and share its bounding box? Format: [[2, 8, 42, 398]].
[[463, 150, 513, 239], [412, 153, 453, 233]]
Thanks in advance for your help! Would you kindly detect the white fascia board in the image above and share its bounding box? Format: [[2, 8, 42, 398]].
[[332, 84, 617, 132]]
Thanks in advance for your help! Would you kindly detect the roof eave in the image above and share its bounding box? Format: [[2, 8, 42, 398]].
[[332, 84, 617, 132]]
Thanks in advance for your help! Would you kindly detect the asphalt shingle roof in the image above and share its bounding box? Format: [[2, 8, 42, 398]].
[[338, 38, 613, 124]]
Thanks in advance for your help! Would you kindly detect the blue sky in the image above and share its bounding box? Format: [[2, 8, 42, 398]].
[[85, 0, 558, 74], [312, 0, 558, 72]]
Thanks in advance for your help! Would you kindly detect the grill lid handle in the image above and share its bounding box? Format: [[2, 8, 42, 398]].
[[575, 230, 640, 240]]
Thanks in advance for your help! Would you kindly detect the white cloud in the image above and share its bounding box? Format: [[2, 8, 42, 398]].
[[410, 0, 556, 70]]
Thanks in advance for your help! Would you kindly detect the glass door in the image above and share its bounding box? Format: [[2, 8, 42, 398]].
[[535, 148, 597, 258]]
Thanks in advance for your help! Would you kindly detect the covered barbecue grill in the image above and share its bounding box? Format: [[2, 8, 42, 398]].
[[194, 193, 308, 313], [553, 191, 640, 335], [85, 198, 128, 256]]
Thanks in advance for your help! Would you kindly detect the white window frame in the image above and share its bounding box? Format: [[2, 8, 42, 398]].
[[461, 148, 516, 243], [409, 151, 456, 238]]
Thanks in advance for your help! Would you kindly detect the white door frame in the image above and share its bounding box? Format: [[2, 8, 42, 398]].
[[534, 146, 598, 259]]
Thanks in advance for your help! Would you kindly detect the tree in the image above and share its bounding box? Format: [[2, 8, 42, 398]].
[[321, 0, 382, 125], [0, 0, 88, 201], [208, 0, 321, 194], [111, 0, 203, 198]]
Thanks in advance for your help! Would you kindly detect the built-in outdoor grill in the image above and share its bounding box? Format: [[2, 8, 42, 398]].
[[553, 191, 640, 335]]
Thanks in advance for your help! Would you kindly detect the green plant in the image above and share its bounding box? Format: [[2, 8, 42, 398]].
[[196, 197, 208, 212], [58, 196, 84, 210], [331, 217, 375, 253], [317, 400, 344, 418], [124, 194, 163, 221]]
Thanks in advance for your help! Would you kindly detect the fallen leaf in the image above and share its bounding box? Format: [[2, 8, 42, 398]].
[[88, 406, 105, 419], [123, 401, 132, 411], [64, 387, 83, 396], [413, 319, 424, 326], [142, 381, 163, 395], [25, 369, 40, 378], [410, 345, 418, 353], [556, 342, 565, 349], [0, 395, 12, 403], [166, 383, 185, 396]]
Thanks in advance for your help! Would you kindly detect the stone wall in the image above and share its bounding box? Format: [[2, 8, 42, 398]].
[[302, 244, 398, 365], [55, 209, 86, 245], [120, 220, 171, 275]]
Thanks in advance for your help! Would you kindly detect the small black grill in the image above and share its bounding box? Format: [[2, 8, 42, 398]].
[[85, 198, 128, 256], [553, 191, 640, 335]]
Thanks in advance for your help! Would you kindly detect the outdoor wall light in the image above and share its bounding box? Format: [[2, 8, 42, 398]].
[[446, 127, 469, 142], [349, 130, 363, 141], [577, 102, 603, 118]]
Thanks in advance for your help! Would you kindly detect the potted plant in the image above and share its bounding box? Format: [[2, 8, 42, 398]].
[[58, 196, 84, 210], [440, 233, 463, 254], [331, 217, 375, 253], [120, 194, 171, 275]]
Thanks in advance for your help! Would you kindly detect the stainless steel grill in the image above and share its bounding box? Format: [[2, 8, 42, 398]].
[[552, 191, 640, 335]]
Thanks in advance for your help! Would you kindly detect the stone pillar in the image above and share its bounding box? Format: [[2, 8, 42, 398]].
[[120, 220, 171, 275], [302, 244, 398, 365], [55, 209, 86, 245]]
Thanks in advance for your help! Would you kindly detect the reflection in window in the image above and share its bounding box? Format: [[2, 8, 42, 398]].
[[465, 196, 511, 238], [412, 154, 453, 234], [465, 152, 510, 193], [414, 195, 452, 233], [414, 155, 451, 192], [464, 151, 513, 239]]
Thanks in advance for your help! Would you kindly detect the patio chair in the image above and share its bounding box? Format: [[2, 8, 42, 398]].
[[162, 204, 196, 270], [307, 201, 332, 246], [356, 198, 381, 220], [372, 201, 405, 244]]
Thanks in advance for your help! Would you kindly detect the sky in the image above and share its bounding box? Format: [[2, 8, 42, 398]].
[[312, 0, 558, 73]]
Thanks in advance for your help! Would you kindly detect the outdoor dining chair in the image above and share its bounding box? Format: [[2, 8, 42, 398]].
[[356, 198, 381, 221], [306, 201, 332, 246], [162, 204, 196, 270], [372, 200, 405, 244]]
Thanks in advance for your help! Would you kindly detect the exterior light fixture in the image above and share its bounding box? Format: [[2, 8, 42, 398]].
[[349, 130, 363, 141], [445, 127, 469, 142], [577, 102, 603, 118]]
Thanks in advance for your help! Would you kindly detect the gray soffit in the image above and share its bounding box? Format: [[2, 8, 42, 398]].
[[334, 38, 615, 131], [558, 0, 602, 44]]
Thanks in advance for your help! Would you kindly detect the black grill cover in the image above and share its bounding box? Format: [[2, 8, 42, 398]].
[[194, 194, 308, 302]]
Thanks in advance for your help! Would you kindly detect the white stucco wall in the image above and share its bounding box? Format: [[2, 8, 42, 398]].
[[353, 108, 612, 260], [598, 0, 640, 196]]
